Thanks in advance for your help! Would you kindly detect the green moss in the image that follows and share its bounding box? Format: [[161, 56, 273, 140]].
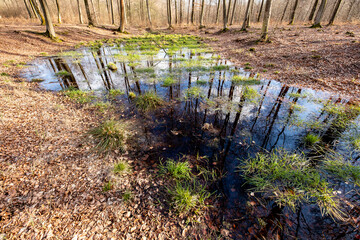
[[107, 62, 118, 71], [128, 92, 136, 99]]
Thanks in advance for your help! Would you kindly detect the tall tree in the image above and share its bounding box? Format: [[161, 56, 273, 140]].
[[241, 0, 254, 30], [167, 0, 173, 28], [174, 0, 178, 24], [230, 0, 237, 25], [199, 0, 205, 27], [260, 0, 272, 41], [84, 0, 96, 26], [77, 0, 84, 24], [38, 0, 56, 38], [29, 0, 45, 25], [223, 0, 228, 30], [191, 0, 195, 24], [328, 0, 343, 25], [118, 0, 125, 32], [110, 0, 115, 24], [280, 0, 289, 22], [54, 0, 61, 23], [257, 0, 264, 22], [312, 0, 327, 27], [23, 0, 34, 18], [146, 0, 152, 27], [308, 0, 319, 21], [179, 0, 183, 23], [215, 0, 221, 24], [289, 0, 299, 24]]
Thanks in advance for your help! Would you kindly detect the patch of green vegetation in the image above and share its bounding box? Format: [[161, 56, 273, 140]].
[[128, 62, 141, 68], [352, 138, 360, 150], [184, 86, 203, 99], [62, 87, 94, 104], [103, 181, 113, 192], [108, 89, 125, 98], [58, 51, 84, 58], [55, 70, 71, 77], [162, 77, 176, 87], [264, 63, 275, 68], [243, 87, 260, 102], [107, 62, 118, 71], [345, 31, 355, 37], [244, 66, 253, 70], [167, 182, 210, 214], [211, 65, 230, 71], [135, 91, 163, 111], [303, 133, 321, 146], [40, 52, 48, 56], [0, 72, 9, 76], [311, 55, 322, 59], [122, 190, 133, 202], [88, 120, 125, 153], [196, 79, 208, 85], [31, 78, 45, 83], [274, 71, 280, 74], [128, 92, 136, 99], [262, 69, 268, 72], [232, 75, 260, 86], [160, 159, 192, 180], [136, 67, 155, 74], [323, 155, 360, 186], [288, 92, 307, 99], [113, 161, 131, 175], [290, 103, 305, 112], [93, 101, 112, 112], [241, 149, 345, 220]]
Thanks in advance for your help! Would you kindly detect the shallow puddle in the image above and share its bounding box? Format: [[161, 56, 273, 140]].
[[22, 35, 360, 239]]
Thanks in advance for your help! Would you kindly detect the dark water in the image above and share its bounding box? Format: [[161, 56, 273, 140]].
[[22, 43, 360, 239]]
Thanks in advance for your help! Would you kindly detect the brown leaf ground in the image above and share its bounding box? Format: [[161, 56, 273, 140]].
[[0, 21, 359, 239]]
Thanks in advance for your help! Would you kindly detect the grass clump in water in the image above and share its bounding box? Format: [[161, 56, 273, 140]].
[[160, 158, 192, 180], [108, 89, 125, 98], [167, 182, 210, 214], [113, 161, 131, 175], [136, 67, 155, 74], [323, 155, 360, 187], [232, 75, 259, 85], [241, 149, 345, 220], [88, 120, 125, 153], [211, 65, 230, 71], [288, 92, 307, 99], [184, 86, 203, 99], [243, 87, 260, 102], [107, 62, 118, 71], [162, 77, 176, 87], [303, 133, 321, 146], [135, 91, 163, 111], [55, 70, 71, 77], [63, 87, 94, 104]]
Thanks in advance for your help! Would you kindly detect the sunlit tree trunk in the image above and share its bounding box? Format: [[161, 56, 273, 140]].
[[38, 0, 56, 38], [55, 0, 61, 24], [346, 0, 356, 21], [167, 0, 173, 28], [77, 0, 84, 24], [191, 0, 195, 24], [312, 0, 327, 27], [187, 0, 191, 24], [90, 0, 98, 24], [289, 0, 299, 24], [199, 0, 205, 27], [24, 0, 34, 18], [118, 0, 125, 32], [328, 0, 342, 25], [223, 0, 228, 30], [179, 0, 183, 23], [226, 0, 232, 23], [260, 0, 272, 41], [257, 0, 264, 22], [280, 0, 289, 22], [146, 0, 152, 27], [215, 0, 221, 24], [308, 0, 319, 21], [175, 0, 178, 24], [241, 0, 254, 30], [230, 0, 237, 25], [29, 0, 45, 25], [84, 0, 95, 26], [110, 0, 114, 24]]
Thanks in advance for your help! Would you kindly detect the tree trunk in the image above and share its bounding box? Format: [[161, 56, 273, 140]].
[[215, 0, 220, 24], [328, 0, 342, 25], [77, 0, 84, 24], [89, 0, 98, 24], [308, 0, 319, 21], [227, 0, 232, 23], [223, 0, 228, 30], [312, 0, 327, 27], [346, 0, 356, 21], [260, 0, 272, 41], [280, 0, 289, 22], [30, 0, 45, 25], [257, 0, 264, 22], [146, 0, 152, 27], [180, 0, 183, 23], [175, 0, 178, 24], [241, 0, 254, 30], [110, 0, 114, 24], [167, 0, 173, 28], [55, 0, 61, 24], [230, 0, 237, 25], [38, 0, 56, 38], [289, 0, 299, 24], [191, 0, 195, 24], [187, 0, 191, 24], [199, 0, 205, 27], [84, 0, 95, 26], [24, 0, 34, 18], [118, 0, 125, 32]]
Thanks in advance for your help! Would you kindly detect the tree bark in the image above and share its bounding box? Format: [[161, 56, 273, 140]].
[[146, 0, 152, 27], [215, 0, 220, 24], [280, 0, 289, 22], [38, 0, 56, 38], [167, 0, 173, 28], [191, 0, 195, 24], [257, 0, 264, 22], [223, 0, 228, 30], [230, 0, 237, 25], [308, 0, 319, 21], [24, 0, 34, 18], [84, 0, 95, 26], [289, 0, 299, 24], [175, 0, 178, 24], [179, 0, 183, 23], [118, 0, 125, 32], [260, 0, 272, 41], [312, 0, 327, 27], [29, 0, 45, 25], [328, 0, 342, 25], [77, 0, 84, 24], [55, 0, 61, 24], [199, 0, 205, 27], [110, 0, 114, 24], [241, 0, 254, 30]]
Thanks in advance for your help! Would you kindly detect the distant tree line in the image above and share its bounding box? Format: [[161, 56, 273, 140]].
[[0, 0, 359, 39]]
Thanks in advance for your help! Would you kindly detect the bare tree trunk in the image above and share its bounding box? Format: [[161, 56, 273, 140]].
[[24, 0, 34, 18], [38, 0, 56, 38], [241, 0, 254, 30], [90, 0, 98, 24], [180, 0, 183, 23], [110, 0, 114, 24], [167, 0, 173, 28], [312, 0, 327, 27], [191, 0, 195, 24], [118, 0, 125, 32], [257, 0, 264, 22], [175, 0, 178, 24], [346, 0, 356, 21], [77, 0, 84, 24], [260, 0, 272, 41], [30, 0, 45, 25], [223, 0, 228, 29], [146, 0, 152, 27], [230, 0, 237, 25], [84, 0, 95, 26], [280, 0, 289, 22], [200, 0, 205, 27], [55, 0, 61, 24], [227, 0, 232, 22], [28, 0, 38, 18], [215, 0, 221, 24], [328, 0, 342, 25], [289, 0, 299, 24], [308, 0, 318, 21]]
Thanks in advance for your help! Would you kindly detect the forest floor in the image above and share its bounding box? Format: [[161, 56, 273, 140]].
[[0, 21, 359, 239]]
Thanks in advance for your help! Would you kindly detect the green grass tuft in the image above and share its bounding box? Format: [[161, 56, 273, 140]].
[[303, 133, 321, 146], [162, 77, 176, 87], [135, 91, 163, 111], [107, 62, 118, 71], [55, 70, 71, 77], [103, 181, 113, 192], [113, 161, 131, 175], [108, 89, 125, 98], [62, 88, 94, 104], [159, 159, 192, 180]]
